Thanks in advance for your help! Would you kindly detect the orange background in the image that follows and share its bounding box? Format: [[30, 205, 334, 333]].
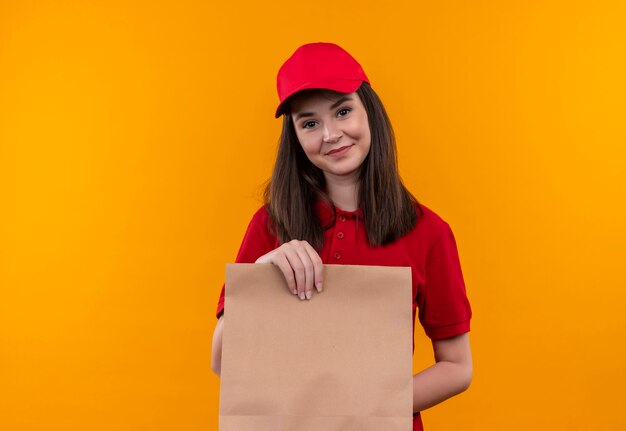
[[1, 1, 625, 430]]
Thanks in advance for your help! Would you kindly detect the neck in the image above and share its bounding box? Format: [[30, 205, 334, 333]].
[[324, 172, 359, 211]]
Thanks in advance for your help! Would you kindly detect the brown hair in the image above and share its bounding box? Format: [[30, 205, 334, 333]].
[[263, 81, 423, 249]]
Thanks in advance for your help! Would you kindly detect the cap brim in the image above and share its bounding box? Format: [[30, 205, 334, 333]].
[[274, 79, 364, 118]]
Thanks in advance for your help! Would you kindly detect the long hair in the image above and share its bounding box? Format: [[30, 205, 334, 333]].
[[263, 81, 423, 249]]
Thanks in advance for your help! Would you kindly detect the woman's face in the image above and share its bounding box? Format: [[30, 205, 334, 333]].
[[290, 91, 371, 182]]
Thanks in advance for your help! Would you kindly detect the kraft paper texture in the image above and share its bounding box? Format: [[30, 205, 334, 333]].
[[220, 263, 413, 431]]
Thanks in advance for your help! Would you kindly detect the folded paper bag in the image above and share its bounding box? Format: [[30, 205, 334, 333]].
[[220, 263, 413, 431]]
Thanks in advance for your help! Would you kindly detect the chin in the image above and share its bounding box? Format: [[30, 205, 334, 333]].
[[326, 167, 361, 177]]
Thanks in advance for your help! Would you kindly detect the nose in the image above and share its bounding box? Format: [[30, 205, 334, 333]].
[[322, 122, 343, 143]]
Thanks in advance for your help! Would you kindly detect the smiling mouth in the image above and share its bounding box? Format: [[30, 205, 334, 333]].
[[326, 144, 354, 155]]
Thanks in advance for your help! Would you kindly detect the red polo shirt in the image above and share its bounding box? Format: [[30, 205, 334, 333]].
[[215, 200, 472, 431]]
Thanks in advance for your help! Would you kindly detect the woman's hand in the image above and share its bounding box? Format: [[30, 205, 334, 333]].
[[255, 240, 323, 300]]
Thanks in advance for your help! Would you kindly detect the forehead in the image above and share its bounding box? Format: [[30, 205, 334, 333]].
[[289, 90, 357, 114]]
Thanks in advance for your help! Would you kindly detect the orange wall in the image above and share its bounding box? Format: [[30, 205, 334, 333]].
[[1, 1, 625, 430]]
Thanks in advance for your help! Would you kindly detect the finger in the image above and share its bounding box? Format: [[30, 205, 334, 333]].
[[293, 244, 315, 300], [302, 241, 324, 293], [254, 252, 271, 264], [270, 253, 297, 295], [283, 246, 307, 300]]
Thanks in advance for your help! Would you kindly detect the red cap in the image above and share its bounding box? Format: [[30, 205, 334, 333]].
[[275, 42, 370, 118]]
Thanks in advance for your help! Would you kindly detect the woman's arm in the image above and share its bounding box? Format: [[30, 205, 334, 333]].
[[211, 316, 224, 377], [413, 332, 473, 413]]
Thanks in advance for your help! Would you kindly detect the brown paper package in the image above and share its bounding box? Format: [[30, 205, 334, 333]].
[[220, 263, 413, 431]]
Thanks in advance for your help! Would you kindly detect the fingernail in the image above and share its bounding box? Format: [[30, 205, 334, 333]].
[[306, 291, 312, 300], [316, 282, 323, 292], [299, 293, 305, 300]]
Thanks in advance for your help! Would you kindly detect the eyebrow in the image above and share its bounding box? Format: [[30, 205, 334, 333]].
[[293, 96, 353, 121]]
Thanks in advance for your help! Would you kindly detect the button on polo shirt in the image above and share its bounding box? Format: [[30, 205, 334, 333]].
[[316, 203, 364, 266]]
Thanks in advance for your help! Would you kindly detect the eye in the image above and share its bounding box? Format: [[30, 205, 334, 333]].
[[337, 107, 352, 117], [302, 120, 317, 129]]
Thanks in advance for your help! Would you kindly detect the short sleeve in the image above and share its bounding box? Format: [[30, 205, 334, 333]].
[[418, 222, 472, 340], [215, 206, 279, 319]]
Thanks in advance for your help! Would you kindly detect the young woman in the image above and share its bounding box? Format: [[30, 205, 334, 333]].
[[211, 42, 473, 431]]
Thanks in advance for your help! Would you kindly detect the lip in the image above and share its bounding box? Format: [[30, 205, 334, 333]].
[[325, 144, 354, 157]]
